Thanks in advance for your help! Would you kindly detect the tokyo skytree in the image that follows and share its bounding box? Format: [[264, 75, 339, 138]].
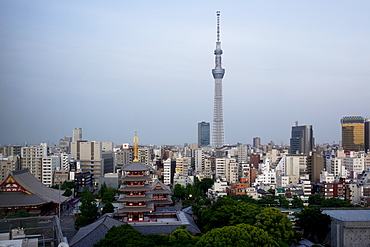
[[211, 11, 225, 148]]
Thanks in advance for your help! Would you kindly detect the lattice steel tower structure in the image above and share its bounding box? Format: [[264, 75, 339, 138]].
[[212, 11, 225, 148]]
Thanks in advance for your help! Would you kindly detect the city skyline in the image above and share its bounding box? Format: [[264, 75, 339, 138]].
[[1, 1, 370, 146]]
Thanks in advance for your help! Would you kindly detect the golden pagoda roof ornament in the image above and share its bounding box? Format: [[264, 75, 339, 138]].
[[133, 131, 139, 162]]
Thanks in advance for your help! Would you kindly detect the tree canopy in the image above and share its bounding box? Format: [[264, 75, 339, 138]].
[[94, 224, 152, 247], [254, 207, 296, 246], [75, 189, 98, 230], [195, 224, 278, 247], [198, 197, 260, 232], [294, 207, 331, 243]]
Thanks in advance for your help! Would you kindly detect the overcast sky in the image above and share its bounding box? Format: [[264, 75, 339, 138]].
[[1, 1, 369, 146]]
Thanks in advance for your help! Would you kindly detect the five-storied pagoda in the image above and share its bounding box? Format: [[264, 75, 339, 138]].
[[117, 133, 172, 222]]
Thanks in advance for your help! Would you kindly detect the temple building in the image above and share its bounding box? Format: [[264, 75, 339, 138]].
[[116, 133, 172, 222], [0, 169, 67, 216]]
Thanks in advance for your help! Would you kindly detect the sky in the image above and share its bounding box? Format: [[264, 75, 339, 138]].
[[1, 1, 370, 146]]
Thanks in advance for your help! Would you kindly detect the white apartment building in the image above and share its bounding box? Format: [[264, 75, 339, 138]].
[[0, 156, 20, 182], [21, 145, 45, 181], [215, 158, 229, 181], [320, 170, 335, 183], [239, 162, 250, 180], [60, 153, 71, 171], [42, 156, 60, 186], [326, 156, 346, 178], [175, 157, 189, 177], [195, 149, 204, 173], [237, 145, 247, 163], [138, 147, 150, 166], [226, 159, 239, 184], [345, 152, 365, 177], [254, 169, 276, 185], [285, 154, 307, 177], [163, 158, 172, 185], [203, 158, 213, 179], [276, 172, 289, 188]]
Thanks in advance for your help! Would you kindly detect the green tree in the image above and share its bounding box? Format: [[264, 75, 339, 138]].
[[102, 188, 116, 203], [75, 189, 98, 230], [254, 207, 296, 246], [148, 234, 170, 246], [169, 229, 198, 247], [308, 194, 325, 206], [321, 197, 353, 207], [294, 207, 331, 243], [230, 194, 258, 204], [98, 182, 117, 203], [173, 184, 186, 199], [291, 195, 304, 208], [257, 194, 279, 207], [197, 178, 215, 194], [278, 195, 290, 208], [198, 200, 260, 232], [196, 224, 278, 247], [102, 202, 114, 214], [94, 224, 151, 247], [63, 187, 72, 197]]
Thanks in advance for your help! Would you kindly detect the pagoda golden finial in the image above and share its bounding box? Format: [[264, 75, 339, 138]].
[[133, 131, 139, 162]]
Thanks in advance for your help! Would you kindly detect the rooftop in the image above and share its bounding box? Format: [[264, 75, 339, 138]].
[[323, 209, 370, 221]]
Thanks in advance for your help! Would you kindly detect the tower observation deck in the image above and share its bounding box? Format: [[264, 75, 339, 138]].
[[212, 11, 225, 148]]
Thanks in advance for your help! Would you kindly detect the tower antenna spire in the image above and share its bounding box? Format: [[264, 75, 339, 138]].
[[216, 10, 220, 42]]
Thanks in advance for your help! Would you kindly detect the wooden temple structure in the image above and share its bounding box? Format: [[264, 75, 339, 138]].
[[116, 133, 172, 222], [0, 169, 68, 216]]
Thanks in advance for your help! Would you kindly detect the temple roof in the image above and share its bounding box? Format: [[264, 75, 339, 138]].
[[117, 202, 154, 213], [69, 214, 123, 247], [118, 194, 153, 202], [120, 175, 152, 182], [150, 179, 171, 191], [0, 192, 48, 207], [122, 162, 150, 171], [0, 169, 68, 207], [146, 179, 172, 194], [119, 185, 151, 192]]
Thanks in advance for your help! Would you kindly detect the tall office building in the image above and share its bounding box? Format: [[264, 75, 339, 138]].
[[341, 116, 365, 151], [211, 11, 226, 148], [365, 118, 370, 153], [306, 151, 324, 183], [253, 137, 261, 149], [289, 124, 314, 155], [73, 128, 82, 142], [198, 121, 210, 147]]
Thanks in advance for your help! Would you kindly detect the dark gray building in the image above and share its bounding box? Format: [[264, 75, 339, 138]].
[[198, 121, 210, 147], [365, 118, 370, 153], [290, 124, 314, 155]]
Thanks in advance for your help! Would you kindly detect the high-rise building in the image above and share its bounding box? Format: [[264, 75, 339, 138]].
[[365, 118, 370, 153], [73, 128, 82, 142], [289, 124, 314, 155], [21, 144, 48, 181], [211, 11, 226, 148], [306, 151, 324, 183], [70, 141, 114, 184], [341, 116, 365, 151], [253, 137, 261, 149], [198, 121, 210, 147]]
